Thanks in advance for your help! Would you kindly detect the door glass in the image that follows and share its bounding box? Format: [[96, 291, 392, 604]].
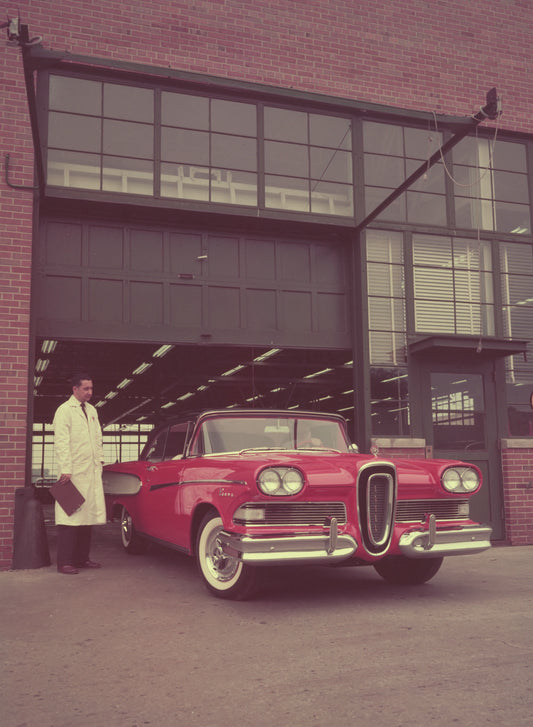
[[431, 373, 485, 450]]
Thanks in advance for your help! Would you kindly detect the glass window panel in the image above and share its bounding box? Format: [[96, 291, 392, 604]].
[[412, 234, 452, 266], [162, 92, 209, 129], [502, 275, 533, 305], [455, 302, 495, 335], [492, 140, 527, 172], [309, 114, 351, 149], [264, 107, 308, 142], [265, 175, 309, 212], [366, 230, 404, 264], [407, 192, 447, 225], [450, 165, 493, 199], [404, 126, 442, 160], [406, 158, 446, 193], [102, 157, 153, 195], [368, 298, 406, 331], [103, 120, 153, 159], [454, 196, 495, 230], [211, 170, 257, 206], [310, 148, 352, 183], [367, 262, 405, 297], [367, 188, 406, 221], [211, 133, 257, 171], [47, 149, 101, 189], [212, 99, 256, 136], [103, 84, 154, 123], [48, 112, 101, 152], [414, 268, 454, 299], [501, 242, 533, 275], [362, 121, 403, 155], [453, 239, 492, 271], [493, 171, 529, 204], [415, 300, 455, 332], [310, 181, 353, 216], [161, 127, 209, 165], [452, 137, 490, 166], [494, 201, 531, 234], [265, 141, 308, 176], [369, 331, 407, 364], [503, 304, 533, 338], [364, 154, 404, 187], [49, 75, 101, 115], [160, 162, 209, 201]]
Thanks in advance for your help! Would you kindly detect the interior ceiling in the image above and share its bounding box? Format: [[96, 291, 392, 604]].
[[33, 340, 355, 429]]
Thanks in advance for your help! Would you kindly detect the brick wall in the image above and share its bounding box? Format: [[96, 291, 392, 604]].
[[501, 442, 533, 545], [1, 0, 532, 566]]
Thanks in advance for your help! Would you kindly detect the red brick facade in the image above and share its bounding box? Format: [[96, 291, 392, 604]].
[[1, 0, 532, 566], [501, 442, 533, 545]]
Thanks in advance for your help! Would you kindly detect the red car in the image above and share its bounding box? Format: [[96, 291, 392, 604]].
[[103, 409, 492, 599]]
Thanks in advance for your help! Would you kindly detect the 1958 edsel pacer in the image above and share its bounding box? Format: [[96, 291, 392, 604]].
[[103, 409, 492, 599]]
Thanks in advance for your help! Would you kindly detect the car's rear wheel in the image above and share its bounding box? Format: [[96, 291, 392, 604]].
[[196, 512, 257, 600], [120, 506, 147, 554], [374, 555, 443, 585]]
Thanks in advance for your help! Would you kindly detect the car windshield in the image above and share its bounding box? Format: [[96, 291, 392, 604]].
[[193, 415, 350, 455]]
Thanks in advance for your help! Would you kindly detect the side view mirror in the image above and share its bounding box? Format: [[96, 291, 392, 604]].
[[349, 443, 359, 454]]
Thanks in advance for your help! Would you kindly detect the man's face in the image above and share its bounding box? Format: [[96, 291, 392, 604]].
[[73, 379, 93, 403]]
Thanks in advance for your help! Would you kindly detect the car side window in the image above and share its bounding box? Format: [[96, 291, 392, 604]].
[[144, 428, 169, 462]]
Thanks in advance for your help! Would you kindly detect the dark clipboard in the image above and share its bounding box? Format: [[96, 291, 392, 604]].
[[50, 479, 85, 516]]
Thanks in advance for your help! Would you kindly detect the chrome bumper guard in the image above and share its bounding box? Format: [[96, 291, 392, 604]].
[[218, 521, 357, 566], [399, 519, 492, 558]]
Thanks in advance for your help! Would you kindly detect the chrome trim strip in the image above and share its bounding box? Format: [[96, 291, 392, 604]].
[[399, 525, 492, 558], [218, 530, 357, 565]]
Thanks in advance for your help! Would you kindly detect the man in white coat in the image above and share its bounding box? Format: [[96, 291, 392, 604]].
[[53, 373, 106, 574]]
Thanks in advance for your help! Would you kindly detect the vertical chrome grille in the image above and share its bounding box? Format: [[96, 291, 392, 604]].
[[358, 463, 397, 555]]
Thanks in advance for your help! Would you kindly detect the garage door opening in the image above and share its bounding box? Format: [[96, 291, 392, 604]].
[[32, 339, 354, 482]]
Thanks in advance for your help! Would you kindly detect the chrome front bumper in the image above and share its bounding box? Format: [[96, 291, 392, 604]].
[[218, 523, 357, 566], [399, 519, 492, 558]]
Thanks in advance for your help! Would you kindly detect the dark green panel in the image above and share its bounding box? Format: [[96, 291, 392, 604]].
[[131, 229, 164, 272], [88, 225, 123, 268], [246, 289, 277, 329], [317, 293, 346, 333], [245, 239, 276, 280], [169, 232, 203, 276], [44, 275, 81, 319], [130, 282, 164, 325], [88, 279, 123, 322], [169, 284, 202, 326], [45, 222, 82, 266], [208, 236, 240, 278], [282, 290, 312, 331], [279, 242, 311, 282], [208, 287, 240, 328]]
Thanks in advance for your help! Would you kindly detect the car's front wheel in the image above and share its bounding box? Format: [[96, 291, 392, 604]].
[[120, 506, 148, 554], [196, 512, 257, 600], [374, 555, 443, 585]]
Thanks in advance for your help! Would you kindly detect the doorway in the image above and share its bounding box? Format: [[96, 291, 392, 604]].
[[420, 362, 503, 539]]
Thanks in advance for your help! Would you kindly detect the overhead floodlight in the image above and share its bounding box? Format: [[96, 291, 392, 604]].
[[34, 376, 42, 387], [117, 378, 132, 389], [35, 358, 49, 373], [177, 392, 194, 401], [161, 402, 175, 409], [105, 391, 117, 400], [41, 340, 57, 354], [132, 362, 152, 375], [303, 368, 333, 379], [253, 348, 281, 363], [153, 344, 173, 358], [221, 364, 246, 377]]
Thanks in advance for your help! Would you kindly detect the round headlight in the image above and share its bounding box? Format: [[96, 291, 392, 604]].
[[283, 469, 304, 495], [442, 468, 462, 492], [258, 469, 281, 495], [461, 468, 480, 492]]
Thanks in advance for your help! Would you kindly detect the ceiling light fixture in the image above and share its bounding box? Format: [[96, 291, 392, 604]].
[[117, 378, 133, 389], [253, 348, 281, 363], [105, 391, 117, 400], [35, 358, 49, 373], [221, 364, 246, 377], [303, 368, 333, 379], [177, 392, 194, 401], [132, 362, 152, 375], [153, 344, 173, 358], [41, 340, 57, 355]]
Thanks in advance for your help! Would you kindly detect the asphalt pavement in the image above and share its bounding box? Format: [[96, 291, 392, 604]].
[[1, 509, 532, 727]]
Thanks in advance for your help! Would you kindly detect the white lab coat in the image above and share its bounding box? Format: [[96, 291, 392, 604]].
[[53, 395, 106, 526]]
